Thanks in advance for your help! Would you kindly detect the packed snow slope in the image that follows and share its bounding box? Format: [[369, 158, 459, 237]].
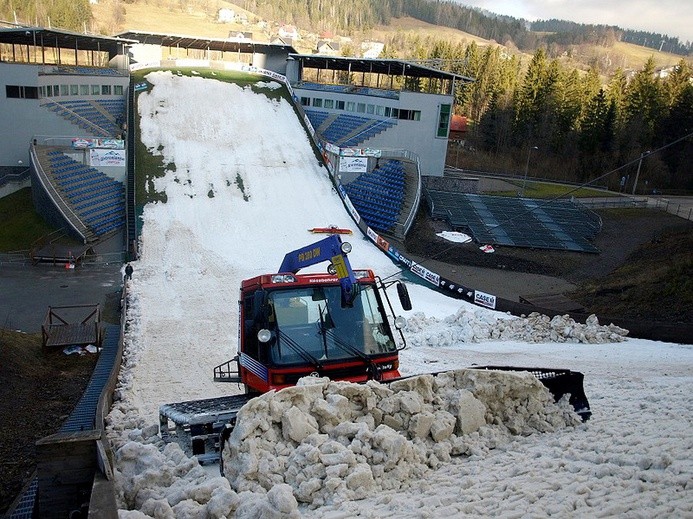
[[108, 71, 692, 518]]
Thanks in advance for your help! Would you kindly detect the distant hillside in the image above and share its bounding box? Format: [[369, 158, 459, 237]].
[[5, 0, 690, 57], [531, 19, 691, 56]]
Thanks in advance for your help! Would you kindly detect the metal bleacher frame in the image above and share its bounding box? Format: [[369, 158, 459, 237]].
[[426, 190, 602, 252]]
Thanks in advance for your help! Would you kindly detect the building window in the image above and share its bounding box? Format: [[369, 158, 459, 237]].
[[375, 105, 385, 116], [437, 104, 451, 138], [397, 109, 421, 121], [80, 84, 89, 95], [101, 84, 112, 95], [324, 99, 334, 109], [357, 103, 366, 113], [46, 85, 53, 97], [114, 85, 124, 96], [300, 96, 310, 106], [366, 104, 375, 114], [39, 86, 46, 97], [60, 84, 69, 96], [335, 100, 345, 110], [5, 85, 39, 99], [313, 98, 322, 108], [53, 85, 60, 96], [346, 101, 355, 112], [70, 84, 79, 95], [91, 84, 100, 95]]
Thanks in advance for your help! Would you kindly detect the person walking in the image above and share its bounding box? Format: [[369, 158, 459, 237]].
[[125, 263, 134, 281]]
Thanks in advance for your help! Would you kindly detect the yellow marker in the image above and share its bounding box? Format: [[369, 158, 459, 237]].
[[331, 254, 348, 279]]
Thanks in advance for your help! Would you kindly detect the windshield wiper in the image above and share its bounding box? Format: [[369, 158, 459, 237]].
[[323, 327, 383, 381], [277, 329, 323, 371]]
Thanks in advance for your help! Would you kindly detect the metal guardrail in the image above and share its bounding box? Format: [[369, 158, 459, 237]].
[[0, 168, 30, 188], [444, 166, 611, 191], [648, 197, 693, 221]]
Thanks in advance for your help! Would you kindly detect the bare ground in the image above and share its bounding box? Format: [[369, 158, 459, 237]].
[[403, 207, 693, 323], [0, 330, 97, 514]]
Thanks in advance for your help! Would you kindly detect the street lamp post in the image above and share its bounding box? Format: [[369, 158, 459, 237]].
[[521, 146, 538, 197], [632, 151, 650, 195]]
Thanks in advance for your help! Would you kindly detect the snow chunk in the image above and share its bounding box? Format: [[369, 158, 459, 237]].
[[221, 369, 578, 505]]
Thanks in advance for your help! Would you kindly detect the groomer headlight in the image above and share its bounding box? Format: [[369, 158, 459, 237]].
[[257, 329, 272, 343], [340, 241, 352, 254], [271, 274, 296, 283]]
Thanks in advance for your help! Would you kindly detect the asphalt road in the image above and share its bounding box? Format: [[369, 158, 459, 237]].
[[0, 262, 123, 333]]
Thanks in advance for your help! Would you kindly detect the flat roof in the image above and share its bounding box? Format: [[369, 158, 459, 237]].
[[0, 25, 134, 54], [290, 54, 474, 83], [117, 30, 297, 54]]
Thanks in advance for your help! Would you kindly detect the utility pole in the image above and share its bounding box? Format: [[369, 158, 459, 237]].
[[521, 146, 538, 197], [632, 151, 650, 195]]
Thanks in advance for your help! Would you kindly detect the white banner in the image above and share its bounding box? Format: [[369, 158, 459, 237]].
[[90, 148, 126, 167], [474, 290, 497, 309], [339, 156, 368, 173]]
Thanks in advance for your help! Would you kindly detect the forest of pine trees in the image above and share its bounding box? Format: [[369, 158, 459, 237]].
[[0, 0, 91, 32], [433, 40, 693, 193]]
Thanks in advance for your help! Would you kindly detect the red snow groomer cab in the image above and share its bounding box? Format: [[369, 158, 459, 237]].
[[215, 234, 412, 393]]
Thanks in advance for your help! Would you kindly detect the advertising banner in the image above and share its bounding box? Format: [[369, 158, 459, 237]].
[[339, 156, 368, 174], [340, 147, 382, 158], [473, 290, 497, 309], [72, 138, 124, 149], [90, 148, 126, 167]]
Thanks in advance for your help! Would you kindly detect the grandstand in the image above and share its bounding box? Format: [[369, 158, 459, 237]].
[[31, 147, 126, 242], [305, 111, 397, 148], [343, 160, 407, 233], [289, 54, 473, 178], [42, 99, 125, 137]]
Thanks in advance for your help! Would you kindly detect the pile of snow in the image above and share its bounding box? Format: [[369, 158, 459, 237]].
[[406, 309, 628, 346], [255, 80, 282, 90], [223, 370, 580, 507], [436, 231, 472, 243]]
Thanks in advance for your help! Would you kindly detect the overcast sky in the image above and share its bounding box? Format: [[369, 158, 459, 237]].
[[456, 0, 693, 43]]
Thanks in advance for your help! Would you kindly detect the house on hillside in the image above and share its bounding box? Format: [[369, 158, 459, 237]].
[[228, 31, 253, 41], [271, 36, 294, 47], [279, 25, 299, 40], [449, 114, 468, 141], [315, 40, 340, 56], [362, 41, 384, 59]]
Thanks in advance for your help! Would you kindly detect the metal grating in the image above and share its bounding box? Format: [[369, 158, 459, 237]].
[[427, 191, 601, 253], [60, 324, 120, 433], [7, 476, 38, 519]]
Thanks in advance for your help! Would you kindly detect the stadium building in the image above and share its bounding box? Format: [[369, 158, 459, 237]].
[[1, 24, 467, 253]]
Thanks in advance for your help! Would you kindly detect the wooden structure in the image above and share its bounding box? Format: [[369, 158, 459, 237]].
[[35, 430, 102, 518], [32, 243, 92, 265], [42, 304, 103, 349]]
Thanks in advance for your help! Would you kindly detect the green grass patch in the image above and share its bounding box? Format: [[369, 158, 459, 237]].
[[486, 180, 617, 199], [0, 188, 63, 252]]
